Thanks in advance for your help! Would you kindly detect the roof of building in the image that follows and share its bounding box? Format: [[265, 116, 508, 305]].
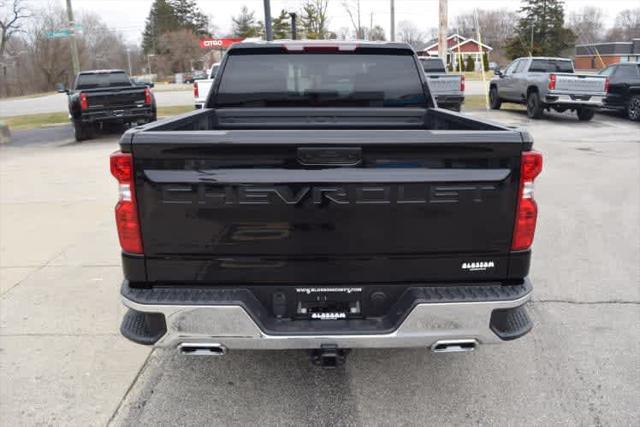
[[575, 39, 640, 56]]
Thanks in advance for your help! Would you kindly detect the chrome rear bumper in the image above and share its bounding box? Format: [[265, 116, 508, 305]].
[[121, 283, 532, 350]]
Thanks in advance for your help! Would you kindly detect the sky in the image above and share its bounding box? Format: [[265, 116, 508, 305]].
[[34, 0, 640, 44]]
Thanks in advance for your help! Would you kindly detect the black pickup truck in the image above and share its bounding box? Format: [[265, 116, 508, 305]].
[[113, 41, 542, 366], [58, 70, 156, 141]]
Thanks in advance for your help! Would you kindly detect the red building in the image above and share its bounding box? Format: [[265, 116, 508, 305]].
[[416, 34, 493, 71]]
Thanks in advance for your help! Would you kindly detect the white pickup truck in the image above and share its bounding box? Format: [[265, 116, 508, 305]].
[[193, 62, 221, 109], [419, 57, 464, 111]]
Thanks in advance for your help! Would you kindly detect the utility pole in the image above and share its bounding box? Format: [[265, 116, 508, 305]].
[[290, 13, 297, 40], [263, 0, 273, 41], [126, 49, 132, 75], [390, 0, 395, 41], [65, 0, 80, 75], [438, 0, 448, 61]]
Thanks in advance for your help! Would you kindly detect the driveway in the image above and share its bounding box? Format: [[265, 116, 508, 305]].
[[0, 110, 638, 425]]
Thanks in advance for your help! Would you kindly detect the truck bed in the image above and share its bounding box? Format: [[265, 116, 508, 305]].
[[121, 107, 530, 285]]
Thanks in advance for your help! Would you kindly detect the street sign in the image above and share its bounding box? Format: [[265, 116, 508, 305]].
[[198, 38, 244, 49], [46, 29, 72, 39], [45, 25, 82, 39]]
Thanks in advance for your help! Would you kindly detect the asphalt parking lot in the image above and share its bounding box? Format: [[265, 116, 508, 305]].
[[1, 108, 638, 426]]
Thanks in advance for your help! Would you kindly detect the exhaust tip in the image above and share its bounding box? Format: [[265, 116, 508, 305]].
[[431, 339, 477, 353], [178, 343, 227, 356]]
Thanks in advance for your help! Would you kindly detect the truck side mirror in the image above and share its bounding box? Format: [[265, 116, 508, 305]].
[[56, 83, 68, 93], [494, 69, 503, 77]]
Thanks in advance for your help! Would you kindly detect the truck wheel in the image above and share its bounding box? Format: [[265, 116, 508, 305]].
[[489, 87, 501, 110], [73, 120, 92, 142], [577, 107, 595, 121], [526, 92, 544, 119], [627, 95, 640, 121]]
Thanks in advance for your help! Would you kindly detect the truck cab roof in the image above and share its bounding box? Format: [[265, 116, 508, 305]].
[[228, 40, 415, 53]]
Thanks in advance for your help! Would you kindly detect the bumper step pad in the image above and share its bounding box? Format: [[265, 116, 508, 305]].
[[490, 304, 533, 341], [120, 309, 166, 345]]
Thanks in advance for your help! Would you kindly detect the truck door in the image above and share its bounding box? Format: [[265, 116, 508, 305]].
[[499, 59, 520, 101]]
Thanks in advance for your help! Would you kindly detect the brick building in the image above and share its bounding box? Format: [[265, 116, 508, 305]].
[[574, 39, 640, 70]]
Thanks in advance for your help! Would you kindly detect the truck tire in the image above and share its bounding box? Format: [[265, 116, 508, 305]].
[[73, 120, 92, 142], [577, 107, 595, 121], [489, 87, 501, 110], [526, 91, 544, 119], [627, 95, 640, 121]]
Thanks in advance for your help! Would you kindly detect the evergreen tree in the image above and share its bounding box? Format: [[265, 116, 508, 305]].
[[272, 10, 291, 39], [505, 0, 576, 58], [465, 55, 476, 72], [171, 0, 209, 36], [300, 0, 329, 39], [232, 6, 263, 38], [142, 0, 180, 54], [141, 0, 209, 54], [482, 52, 489, 71]]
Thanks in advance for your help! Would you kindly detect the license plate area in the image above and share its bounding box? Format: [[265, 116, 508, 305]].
[[295, 290, 362, 320]]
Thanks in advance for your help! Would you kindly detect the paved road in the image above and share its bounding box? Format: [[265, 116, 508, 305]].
[[1, 110, 638, 426], [0, 82, 490, 118], [0, 89, 194, 118]]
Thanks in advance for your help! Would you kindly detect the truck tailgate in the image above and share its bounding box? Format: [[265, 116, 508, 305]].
[[554, 73, 606, 94], [426, 74, 462, 96], [85, 87, 147, 109], [130, 128, 524, 284]]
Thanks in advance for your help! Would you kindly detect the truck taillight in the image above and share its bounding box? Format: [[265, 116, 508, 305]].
[[460, 75, 465, 92], [193, 82, 199, 98], [144, 87, 152, 105], [110, 152, 143, 254], [604, 77, 610, 93], [79, 92, 88, 110], [548, 74, 556, 90], [512, 151, 543, 251]]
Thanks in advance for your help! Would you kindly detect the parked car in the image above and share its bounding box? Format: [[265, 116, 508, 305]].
[[419, 56, 464, 111], [192, 70, 207, 81], [598, 62, 640, 121], [194, 62, 221, 109], [58, 69, 156, 141], [489, 57, 607, 120], [113, 41, 541, 367]]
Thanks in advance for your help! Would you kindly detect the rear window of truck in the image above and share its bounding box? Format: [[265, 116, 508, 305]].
[[75, 72, 132, 89], [528, 59, 574, 73], [214, 53, 427, 108], [420, 58, 446, 73]]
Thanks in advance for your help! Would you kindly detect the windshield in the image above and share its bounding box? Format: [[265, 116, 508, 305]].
[[529, 59, 574, 73], [214, 53, 427, 108], [75, 72, 132, 89], [420, 58, 446, 73], [210, 64, 220, 79]]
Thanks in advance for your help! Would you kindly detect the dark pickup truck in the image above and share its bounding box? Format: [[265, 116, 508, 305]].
[[58, 70, 156, 141], [112, 41, 542, 366]]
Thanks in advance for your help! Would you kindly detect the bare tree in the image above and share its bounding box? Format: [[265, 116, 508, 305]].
[[454, 9, 518, 49], [0, 0, 31, 58], [567, 7, 605, 44], [343, 0, 365, 39], [301, 0, 330, 39], [397, 20, 424, 50], [606, 8, 640, 40]]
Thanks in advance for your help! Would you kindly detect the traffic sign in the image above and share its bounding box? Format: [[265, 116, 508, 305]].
[[46, 29, 72, 39]]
